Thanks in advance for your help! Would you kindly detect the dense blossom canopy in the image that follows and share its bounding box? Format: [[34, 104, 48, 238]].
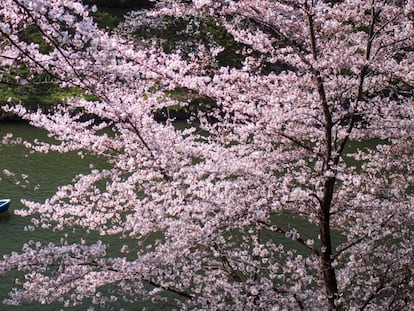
[[0, 0, 413, 310]]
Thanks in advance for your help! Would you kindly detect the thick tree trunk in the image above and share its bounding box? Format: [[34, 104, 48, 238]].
[[320, 177, 340, 310], [320, 215, 339, 310]]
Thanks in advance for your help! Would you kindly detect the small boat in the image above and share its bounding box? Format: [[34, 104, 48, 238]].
[[0, 199, 11, 213]]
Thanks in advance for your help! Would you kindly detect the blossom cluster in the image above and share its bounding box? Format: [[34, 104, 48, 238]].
[[0, 0, 413, 310]]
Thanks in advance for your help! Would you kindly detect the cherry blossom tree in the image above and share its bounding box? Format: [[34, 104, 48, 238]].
[[1, 0, 414, 310]]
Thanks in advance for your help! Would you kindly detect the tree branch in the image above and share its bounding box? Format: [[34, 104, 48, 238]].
[[334, 0, 378, 165], [258, 219, 320, 257]]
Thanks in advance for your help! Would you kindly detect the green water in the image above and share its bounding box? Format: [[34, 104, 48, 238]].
[[0, 122, 99, 250], [0, 122, 332, 310], [0, 122, 138, 310]]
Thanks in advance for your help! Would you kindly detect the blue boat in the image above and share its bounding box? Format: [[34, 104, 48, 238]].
[[0, 199, 11, 213]]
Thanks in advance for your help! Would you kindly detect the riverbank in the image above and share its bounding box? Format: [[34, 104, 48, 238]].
[[0, 1, 152, 122]]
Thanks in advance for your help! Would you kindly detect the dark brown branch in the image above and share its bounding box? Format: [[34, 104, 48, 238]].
[[144, 279, 193, 299], [334, 213, 396, 259], [0, 28, 69, 84], [333, 235, 367, 260], [213, 243, 243, 282], [240, 6, 316, 72], [11, 1, 84, 81], [126, 118, 172, 182], [304, 1, 318, 61], [258, 220, 320, 257], [334, 0, 378, 165], [277, 131, 321, 156], [89, 259, 194, 300], [293, 293, 305, 311], [9, 0, 109, 103]]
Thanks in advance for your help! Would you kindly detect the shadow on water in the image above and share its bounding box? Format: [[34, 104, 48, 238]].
[[0, 211, 11, 222]]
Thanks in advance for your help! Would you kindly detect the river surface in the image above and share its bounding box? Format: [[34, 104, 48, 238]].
[[0, 122, 146, 310], [0, 122, 328, 310]]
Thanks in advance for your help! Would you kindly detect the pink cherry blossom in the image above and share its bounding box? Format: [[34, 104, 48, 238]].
[[0, 0, 413, 310]]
